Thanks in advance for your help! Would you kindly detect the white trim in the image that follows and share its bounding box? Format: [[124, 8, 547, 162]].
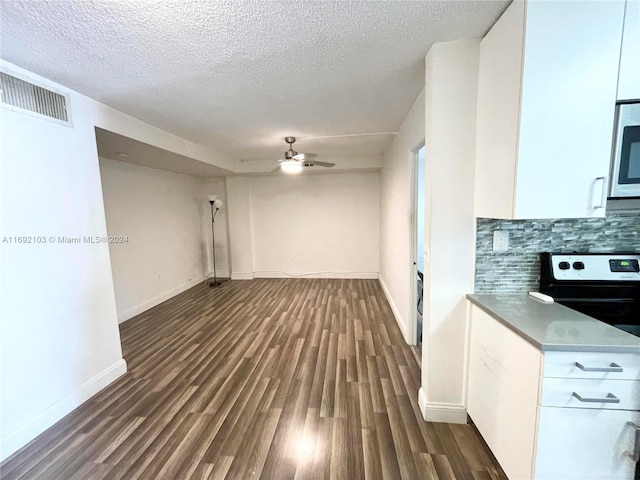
[[418, 386, 428, 413], [409, 142, 426, 347], [231, 272, 255, 280], [418, 388, 468, 424], [118, 276, 207, 323], [204, 270, 230, 280], [378, 275, 411, 344], [410, 146, 418, 346], [0, 359, 127, 462], [253, 271, 378, 279]]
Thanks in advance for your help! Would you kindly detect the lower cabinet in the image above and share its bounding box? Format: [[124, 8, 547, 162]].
[[535, 407, 638, 480], [467, 304, 542, 479], [467, 304, 640, 479]]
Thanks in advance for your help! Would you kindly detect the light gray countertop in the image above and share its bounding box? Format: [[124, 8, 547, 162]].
[[467, 294, 640, 353]]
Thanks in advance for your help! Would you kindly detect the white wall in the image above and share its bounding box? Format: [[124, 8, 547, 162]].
[[0, 61, 126, 460], [99, 159, 223, 322], [420, 39, 480, 424], [226, 176, 255, 279], [249, 172, 379, 278], [225, 172, 379, 279], [379, 90, 425, 343]]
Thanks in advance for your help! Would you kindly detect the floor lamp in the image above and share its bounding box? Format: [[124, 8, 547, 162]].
[[208, 195, 224, 287]]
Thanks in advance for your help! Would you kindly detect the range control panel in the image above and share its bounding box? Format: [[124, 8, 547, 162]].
[[551, 254, 640, 281]]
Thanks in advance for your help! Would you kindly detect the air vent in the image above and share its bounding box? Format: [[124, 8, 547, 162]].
[[1, 72, 70, 124]]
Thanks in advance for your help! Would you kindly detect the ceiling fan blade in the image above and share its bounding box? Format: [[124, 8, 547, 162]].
[[271, 159, 287, 172], [293, 153, 317, 161], [305, 160, 335, 168]]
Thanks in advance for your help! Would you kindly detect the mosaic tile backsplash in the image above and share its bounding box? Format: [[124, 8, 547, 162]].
[[475, 214, 640, 293]]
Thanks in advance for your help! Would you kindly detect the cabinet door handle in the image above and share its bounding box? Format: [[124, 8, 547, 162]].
[[575, 361, 623, 373], [572, 392, 620, 403], [626, 422, 640, 462], [592, 176, 607, 209]]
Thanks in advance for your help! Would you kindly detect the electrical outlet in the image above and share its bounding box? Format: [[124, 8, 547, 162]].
[[493, 230, 509, 252]]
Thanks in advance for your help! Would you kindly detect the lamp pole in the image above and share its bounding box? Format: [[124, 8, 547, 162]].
[[208, 198, 223, 287]]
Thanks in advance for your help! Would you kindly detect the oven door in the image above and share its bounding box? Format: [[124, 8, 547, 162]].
[[611, 103, 640, 198]]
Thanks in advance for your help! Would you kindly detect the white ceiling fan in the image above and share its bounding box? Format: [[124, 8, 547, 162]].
[[275, 136, 335, 174]]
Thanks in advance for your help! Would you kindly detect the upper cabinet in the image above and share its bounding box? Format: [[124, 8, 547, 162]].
[[618, 0, 640, 101], [475, 0, 626, 219]]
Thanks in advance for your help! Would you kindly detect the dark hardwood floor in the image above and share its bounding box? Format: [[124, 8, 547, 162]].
[[1, 279, 506, 479]]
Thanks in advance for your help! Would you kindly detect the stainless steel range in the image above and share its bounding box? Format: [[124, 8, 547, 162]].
[[539, 253, 640, 337]]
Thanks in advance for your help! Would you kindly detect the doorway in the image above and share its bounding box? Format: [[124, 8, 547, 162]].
[[412, 145, 426, 350]]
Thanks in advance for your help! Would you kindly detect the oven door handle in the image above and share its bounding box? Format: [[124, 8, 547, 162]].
[[575, 361, 623, 373]]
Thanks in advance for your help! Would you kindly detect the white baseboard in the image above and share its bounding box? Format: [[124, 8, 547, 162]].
[[418, 388, 467, 424], [0, 359, 127, 462], [252, 271, 378, 279], [118, 275, 207, 323], [204, 270, 230, 279], [378, 275, 411, 344], [231, 272, 255, 280]]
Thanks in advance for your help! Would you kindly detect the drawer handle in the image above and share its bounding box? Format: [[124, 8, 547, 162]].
[[626, 422, 640, 462], [572, 392, 620, 403], [575, 362, 623, 373]]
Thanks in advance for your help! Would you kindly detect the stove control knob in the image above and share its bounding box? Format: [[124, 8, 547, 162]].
[[573, 261, 585, 270], [559, 261, 571, 270]]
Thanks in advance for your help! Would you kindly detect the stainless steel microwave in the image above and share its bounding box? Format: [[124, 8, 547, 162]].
[[610, 102, 640, 199]]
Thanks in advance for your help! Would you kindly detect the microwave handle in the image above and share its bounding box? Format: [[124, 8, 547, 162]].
[[593, 176, 607, 209]]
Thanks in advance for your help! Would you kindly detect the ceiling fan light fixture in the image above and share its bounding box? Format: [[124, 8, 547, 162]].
[[280, 160, 303, 174]]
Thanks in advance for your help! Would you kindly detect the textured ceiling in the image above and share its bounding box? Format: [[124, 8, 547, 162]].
[[0, 0, 508, 160]]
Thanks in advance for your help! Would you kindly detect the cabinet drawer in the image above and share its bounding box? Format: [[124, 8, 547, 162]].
[[543, 351, 640, 380], [540, 377, 640, 410]]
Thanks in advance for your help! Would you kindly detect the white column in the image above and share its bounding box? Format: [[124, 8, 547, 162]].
[[420, 39, 480, 423]]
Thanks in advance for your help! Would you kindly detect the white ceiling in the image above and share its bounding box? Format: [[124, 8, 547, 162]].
[[0, 0, 509, 160]]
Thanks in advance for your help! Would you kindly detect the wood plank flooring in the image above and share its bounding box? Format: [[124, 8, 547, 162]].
[[1, 279, 506, 479]]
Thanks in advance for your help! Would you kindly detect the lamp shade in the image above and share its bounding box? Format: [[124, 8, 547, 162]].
[[213, 198, 224, 209], [208, 195, 218, 202], [280, 160, 303, 174]]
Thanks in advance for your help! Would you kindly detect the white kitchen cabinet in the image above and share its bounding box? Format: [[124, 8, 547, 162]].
[[475, 0, 626, 219], [535, 407, 639, 480], [618, 0, 640, 101], [466, 303, 640, 479], [467, 305, 542, 479]]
